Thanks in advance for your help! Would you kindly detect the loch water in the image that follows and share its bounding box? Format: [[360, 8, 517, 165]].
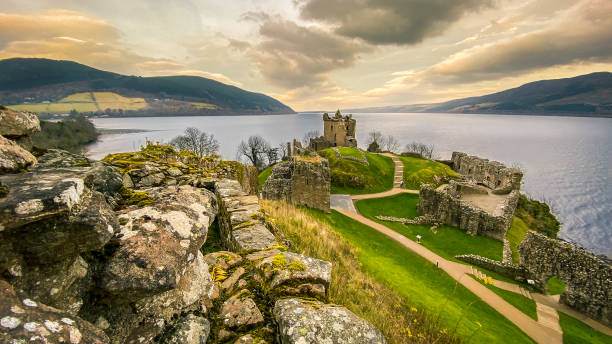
[[87, 113, 612, 257]]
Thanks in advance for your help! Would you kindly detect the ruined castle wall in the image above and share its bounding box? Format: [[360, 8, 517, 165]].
[[456, 254, 529, 282], [451, 152, 523, 193], [262, 157, 330, 212], [417, 185, 518, 241], [519, 231, 611, 325]]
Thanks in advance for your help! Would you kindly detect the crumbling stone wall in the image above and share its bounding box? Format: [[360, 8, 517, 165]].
[[417, 184, 519, 241], [262, 156, 331, 212], [519, 231, 611, 325], [456, 254, 529, 283], [451, 152, 523, 194]]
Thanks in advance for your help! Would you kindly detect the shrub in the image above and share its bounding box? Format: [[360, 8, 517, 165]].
[[31, 115, 98, 153], [515, 194, 561, 238]]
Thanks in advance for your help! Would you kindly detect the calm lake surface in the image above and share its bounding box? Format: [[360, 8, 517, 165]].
[[88, 113, 612, 257]]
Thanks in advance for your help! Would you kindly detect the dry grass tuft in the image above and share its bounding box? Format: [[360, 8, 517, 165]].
[[261, 200, 461, 344]]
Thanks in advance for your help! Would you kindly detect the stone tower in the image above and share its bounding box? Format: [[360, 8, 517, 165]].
[[322, 110, 357, 147]]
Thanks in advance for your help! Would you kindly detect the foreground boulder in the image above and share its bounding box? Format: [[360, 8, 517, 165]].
[[0, 108, 40, 138], [256, 251, 332, 299], [0, 135, 37, 173], [101, 185, 217, 300], [0, 280, 108, 344], [165, 314, 210, 344], [274, 298, 386, 344]]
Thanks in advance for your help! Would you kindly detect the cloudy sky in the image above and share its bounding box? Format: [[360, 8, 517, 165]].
[[2, 0, 612, 110]]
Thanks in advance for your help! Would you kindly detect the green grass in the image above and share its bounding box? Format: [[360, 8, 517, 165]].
[[546, 276, 566, 295], [471, 276, 538, 320], [258, 165, 274, 191], [355, 194, 504, 262], [337, 147, 364, 159], [305, 208, 535, 344], [398, 155, 460, 190], [558, 311, 612, 344], [507, 217, 530, 263], [318, 148, 394, 195]]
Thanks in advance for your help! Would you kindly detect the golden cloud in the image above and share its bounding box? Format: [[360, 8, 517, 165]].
[[0, 10, 242, 87]]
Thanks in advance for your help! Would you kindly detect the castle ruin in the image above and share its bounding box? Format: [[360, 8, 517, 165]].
[[321, 110, 357, 148], [417, 152, 523, 241], [262, 155, 331, 212]]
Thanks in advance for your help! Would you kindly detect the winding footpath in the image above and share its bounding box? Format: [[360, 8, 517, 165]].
[[330, 153, 612, 343]]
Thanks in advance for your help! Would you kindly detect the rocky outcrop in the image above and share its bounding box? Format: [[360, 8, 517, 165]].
[[165, 314, 210, 344], [0, 108, 40, 152], [0, 280, 109, 344], [102, 185, 217, 300], [256, 252, 332, 299], [219, 290, 264, 328], [262, 156, 331, 212], [274, 298, 386, 344], [0, 135, 37, 173], [519, 231, 611, 325], [1, 137, 386, 344], [0, 108, 40, 138], [103, 145, 258, 194]]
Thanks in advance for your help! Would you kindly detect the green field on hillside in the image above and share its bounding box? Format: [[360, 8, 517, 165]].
[[558, 312, 612, 344], [305, 208, 535, 343], [356, 193, 504, 261], [9, 92, 148, 114], [398, 155, 459, 189], [319, 147, 394, 194]]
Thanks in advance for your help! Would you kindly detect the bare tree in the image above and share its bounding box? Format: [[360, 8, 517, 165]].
[[265, 147, 280, 166], [278, 143, 289, 161], [237, 135, 270, 170], [404, 141, 435, 159], [384, 135, 400, 153], [367, 130, 384, 146], [302, 130, 321, 147], [170, 127, 219, 157]]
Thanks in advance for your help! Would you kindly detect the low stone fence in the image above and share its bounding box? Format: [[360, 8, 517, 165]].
[[456, 254, 530, 284], [519, 231, 611, 325], [333, 147, 369, 165], [375, 215, 435, 225]]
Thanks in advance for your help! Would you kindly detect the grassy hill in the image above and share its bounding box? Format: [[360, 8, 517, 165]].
[[398, 155, 459, 189], [0, 58, 294, 116], [347, 72, 612, 116], [318, 148, 394, 194]]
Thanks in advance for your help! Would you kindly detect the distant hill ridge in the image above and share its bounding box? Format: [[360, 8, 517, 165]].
[[0, 58, 294, 116], [347, 72, 612, 117]]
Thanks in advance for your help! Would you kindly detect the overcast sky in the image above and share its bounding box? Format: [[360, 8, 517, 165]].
[[2, 0, 611, 111]]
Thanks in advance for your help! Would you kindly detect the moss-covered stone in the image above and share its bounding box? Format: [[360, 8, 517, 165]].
[[118, 186, 153, 207]]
